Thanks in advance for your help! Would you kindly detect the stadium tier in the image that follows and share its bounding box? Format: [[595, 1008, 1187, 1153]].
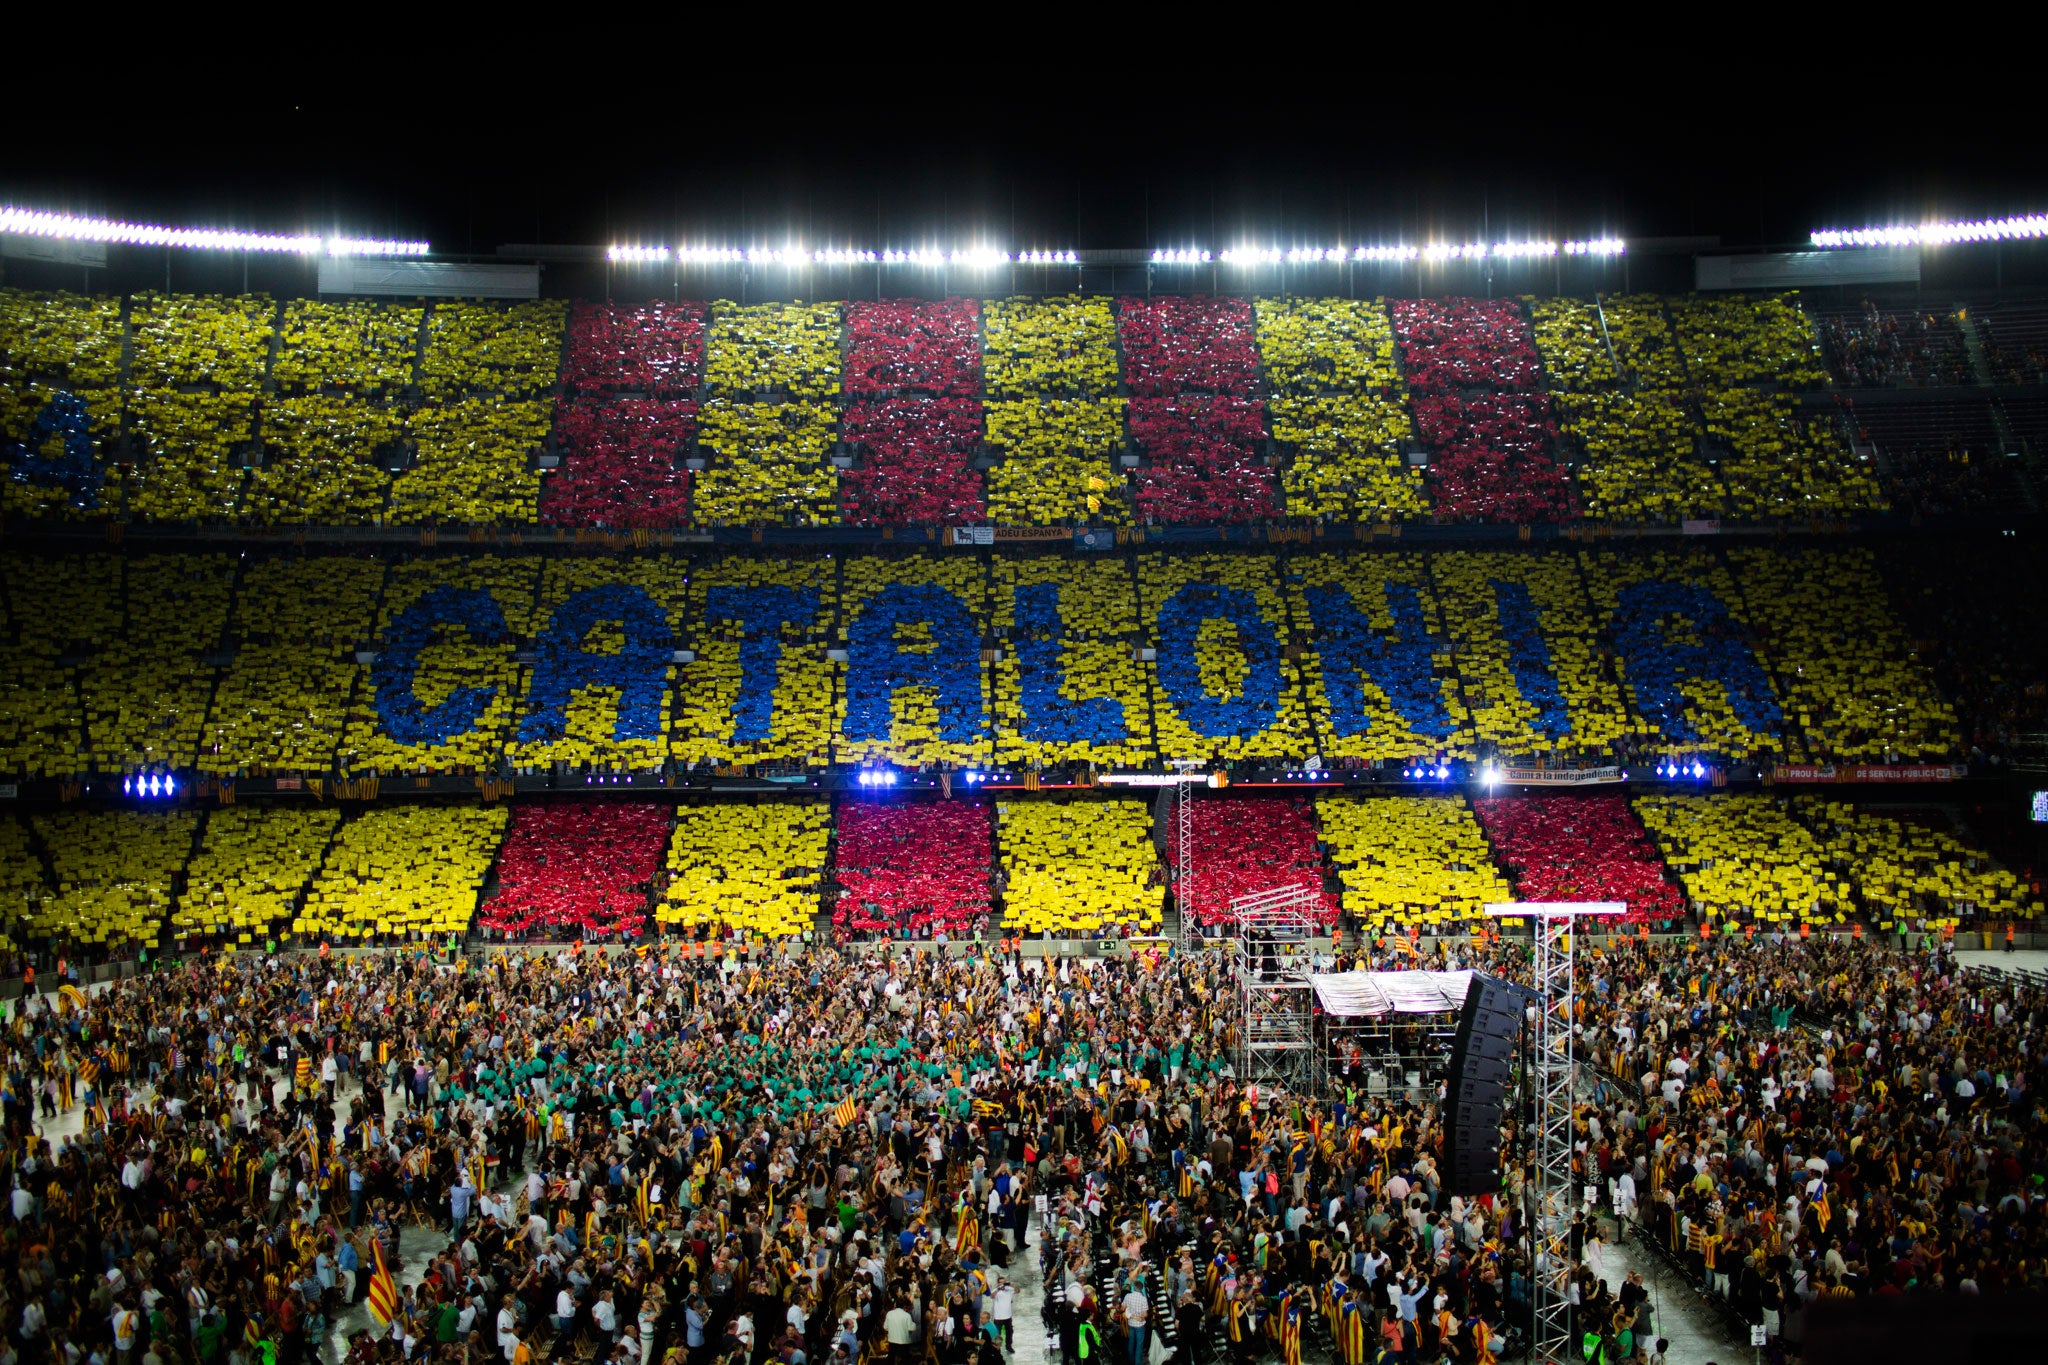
[[10, 286, 2041, 532], [0, 542, 1996, 783]]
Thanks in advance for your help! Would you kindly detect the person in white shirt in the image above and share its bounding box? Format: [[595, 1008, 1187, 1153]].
[[991, 1279, 1015, 1351], [883, 1303, 916, 1348], [590, 1290, 618, 1343], [1122, 1285, 1149, 1365], [496, 1299, 520, 1361]]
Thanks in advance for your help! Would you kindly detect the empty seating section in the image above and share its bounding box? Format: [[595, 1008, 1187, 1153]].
[[299, 804, 507, 939], [1979, 302, 2048, 385], [997, 799, 1161, 935], [1317, 794, 1510, 928], [655, 801, 827, 937], [1814, 304, 1973, 387], [477, 800, 669, 938], [1877, 538, 2048, 754], [172, 806, 340, 945], [1847, 396, 2014, 513], [831, 800, 993, 937], [1183, 796, 1335, 927], [991, 557, 1153, 769], [1473, 794, 1684, 923]]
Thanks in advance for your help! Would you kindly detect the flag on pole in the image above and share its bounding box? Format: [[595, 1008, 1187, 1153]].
[[366, 1239, 400, 1328], [831, 1096, 858, 1126], [636, 1173, 652, 1227]]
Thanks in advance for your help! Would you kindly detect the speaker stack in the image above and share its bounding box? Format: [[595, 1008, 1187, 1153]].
[[1444, 973, 1526, 1194]]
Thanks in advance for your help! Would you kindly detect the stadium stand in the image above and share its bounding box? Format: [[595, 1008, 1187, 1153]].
[[1979, 299, 2048, 385], [299, 804, 508, 940], [1182, 796, 1336, 928], [476, 800, 669, 938], [655, 800, 828, 938], [996, 798, 1162, 935], [831, 799, 994, 938], [27, 808, 197, 949], [1473, 793, 1685, 923], [991, 556, 1154, 769], [1317, 793, 1512, 929], [171, 805, 341, 946], [1814, 302, 1974, 388]]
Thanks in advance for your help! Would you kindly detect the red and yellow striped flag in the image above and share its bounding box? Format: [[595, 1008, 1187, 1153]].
[[366, 1239, 399, 1328], [831, 1096, 858, 1126]]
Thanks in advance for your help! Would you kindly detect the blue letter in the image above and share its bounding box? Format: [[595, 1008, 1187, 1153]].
[[3, 391, 102, 510], [517, 585, 672, 744], [843, 584, 984, 743], [702, 585, 818, 743], [1304, 583, 1451, 740], [1613, 580, 1782, 741], [1013, 583, 1125, 743], [1156, 584, 1281, 738], [1489, 579, 1568, 734], [373, 586, 508, 745]]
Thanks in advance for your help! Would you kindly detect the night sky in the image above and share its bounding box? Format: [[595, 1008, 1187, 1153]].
[[3, 88, 2039, 257]]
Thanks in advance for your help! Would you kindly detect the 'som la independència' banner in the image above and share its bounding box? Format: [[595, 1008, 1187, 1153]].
[[1498, 765, 1625, 786]]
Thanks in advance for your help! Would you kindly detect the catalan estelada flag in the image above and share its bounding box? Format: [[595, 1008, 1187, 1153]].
[[831, 1096, 858, 1126], [366, 1239, 399, 1328]]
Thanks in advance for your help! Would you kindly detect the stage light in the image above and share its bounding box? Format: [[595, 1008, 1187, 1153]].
[[1434, 764, 1450, 780], [1811, 215, 2048, 249], [0, 207, 429, 256]]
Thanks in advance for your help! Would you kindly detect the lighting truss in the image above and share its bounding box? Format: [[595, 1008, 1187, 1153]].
[[1486, 901, 1624, 1365], [1232, 884, 1322, 1091], [608, 245, 1070, 267], [0, 207, 428, 256], [1810, 214, 2048, 248]]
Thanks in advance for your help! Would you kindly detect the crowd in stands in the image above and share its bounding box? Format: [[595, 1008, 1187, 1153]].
[[6, 285, 2036, 530], [1317, 795, 1513, 930], [1181, 797, 1335, 928], [990, 558, 1154, 771], [654, 801, 829, 939], [831, 800, 994, 938], [995, 799, 1162, 935], [478, 801, 670, 939], [1472, 794, 1684, 924], [0, 539, 1994, 784]]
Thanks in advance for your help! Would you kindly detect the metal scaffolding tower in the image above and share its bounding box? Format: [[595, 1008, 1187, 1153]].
[[1232, 884, 1321, 1090], [1487, 901, 1625, 1365]]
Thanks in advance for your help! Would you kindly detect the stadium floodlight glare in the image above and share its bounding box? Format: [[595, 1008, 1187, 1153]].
[[1562, 237, 1626, 256], [1151, 248, 1213, 265], [0, 207, 429, 257], [1016, 250, 1079, 266], [675, 247, 747, 264], [607, 245, 671, 264], [1810, 215, 2048, 249], [1491, 240, 1559, 259], [1354, 245, 1420, 261]]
